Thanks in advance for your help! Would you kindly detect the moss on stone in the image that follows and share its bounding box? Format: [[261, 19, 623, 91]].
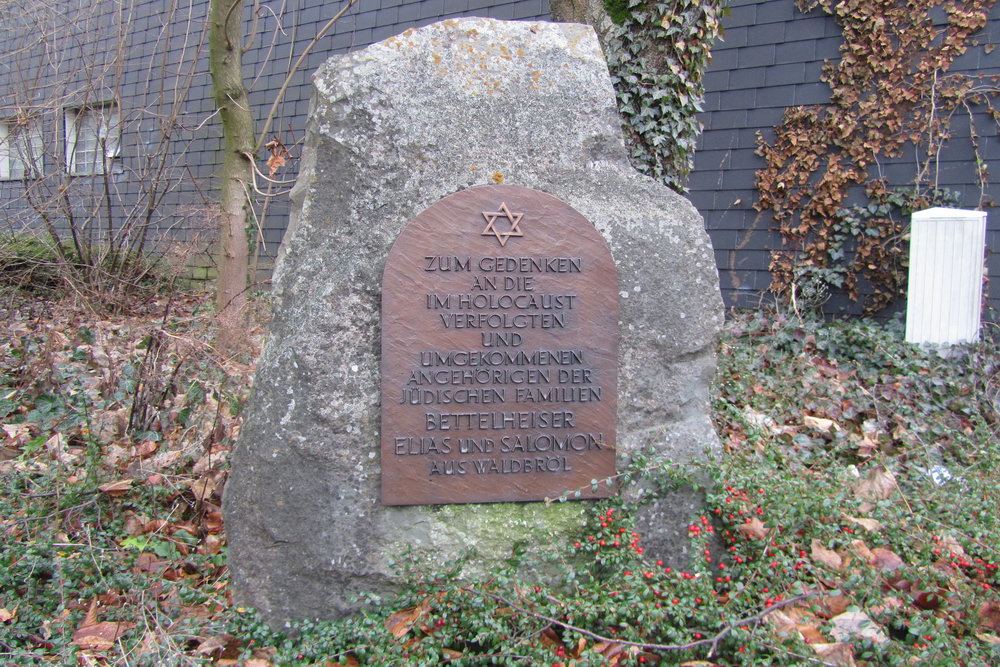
[[604, 0, 631, 25]]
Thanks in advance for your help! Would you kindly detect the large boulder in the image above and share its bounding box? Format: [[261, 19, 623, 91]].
[[224, 17, 723, 627]]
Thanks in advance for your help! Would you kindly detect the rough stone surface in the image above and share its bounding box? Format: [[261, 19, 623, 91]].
[[224, 17, 724, 627]]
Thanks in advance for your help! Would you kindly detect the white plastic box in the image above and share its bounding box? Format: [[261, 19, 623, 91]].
[[905, 207, 987, 345]]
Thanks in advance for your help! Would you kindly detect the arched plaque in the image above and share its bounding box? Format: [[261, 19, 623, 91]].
[[381, 185, 619, 505]]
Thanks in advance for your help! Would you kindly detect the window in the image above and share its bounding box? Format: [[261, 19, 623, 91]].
[[65, 103, 120, 176], [0, 118, 43, 180]]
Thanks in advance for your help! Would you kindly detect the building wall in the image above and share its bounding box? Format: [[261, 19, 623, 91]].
[[3, 0, 998, 318], [0, 0, 550, 283], [690, 0, 1000, 315]]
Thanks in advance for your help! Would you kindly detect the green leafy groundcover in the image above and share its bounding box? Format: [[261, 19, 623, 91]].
[[1, 298, 998, 665]]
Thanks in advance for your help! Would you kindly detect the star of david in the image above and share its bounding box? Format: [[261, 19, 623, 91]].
[[480, 202, 524, 247]]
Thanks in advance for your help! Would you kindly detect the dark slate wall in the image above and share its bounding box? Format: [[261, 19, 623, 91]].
[[690, 0, 1000, 315], [0, 0, 220, 272], [0, 0, 550, 282]]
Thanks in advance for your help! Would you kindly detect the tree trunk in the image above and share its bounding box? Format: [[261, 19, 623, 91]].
[[209, 0, 254, 353]]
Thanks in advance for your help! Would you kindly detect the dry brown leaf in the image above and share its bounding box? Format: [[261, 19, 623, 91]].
[[846, 539, 874, 565], [98, 479, 133, 496], [976, 633, 1000, 645], [804, 415, 837, 432], [2, 423, 31, 446], [82, 600, 99, 628], [940, 535, 966, 557], [200, 533, 225, 555], [811, 641, 857, 666], [266, 153, 287, 176], [766, 609, 799, 636], [799, 624, 828, 645], [737, 517, 768, 540], [852, 467, 897, 503], [46, 432, 79, 464], [325, 657, 359, 667], [854, 429, 880, 457], [539, 626, 562, 648], [196, 634, 238, 656], [136, 440, 159, 459], [871, 547, 904, 572], [189, 473, 220, 502], [193, 449, 229, 474], [384, 597, 431, 639], [829, 611, 888, 644], [0, 607, 15, 623], [134, 552, 169, 573], [817, 594, 852, 618], [811, 539, 843, 570], [71, 620, 134, 650], [844, 516, 881, 532], [979, 601, 1000, 633], [868, 596, 905, 617]]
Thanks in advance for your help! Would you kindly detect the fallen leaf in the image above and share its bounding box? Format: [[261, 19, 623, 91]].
[[799, 624, 828, 645], [742, 408, 782, 434], [979, 601, 1000, 633], [134, 552, 169, 573], [539, 626, 562, 648], [196, 633, 240, 658], [737, 517, 768, 540], [811, 539, 843, 570], [844, 516, 881, 532], [817, 594, 851, 618], [853, 429, 880, 457], [869, 596, 905, 616], [811, 641, 857, 666], [804, 415, 837, 432], [871, 547, 904, 572], [847, 539, 874, 564], [2, 423, 31, 446], [46, 432, 79, 464], [82, 599, 98, 627], [0, 607, 15, 623], [829, 611, 888, 644], [766, 609, 798, 636], [912, 589, 942, 610], [136, 440, 159, 458], [940, 535, 965, 557], [976, 632, 1000, 644], [853, 468, 897, 504], [71, 621, 134, 650], [98, 479, 133, 496], [188, 473, 219, 502], [384, 598, 431, 639]]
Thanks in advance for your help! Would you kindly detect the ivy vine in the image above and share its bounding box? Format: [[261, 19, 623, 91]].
[[604, 0, 729, 193], [755, 0, 1000, 313]]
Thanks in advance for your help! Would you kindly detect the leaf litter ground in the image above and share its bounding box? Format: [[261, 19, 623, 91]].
[[0, 296, 997, 666]]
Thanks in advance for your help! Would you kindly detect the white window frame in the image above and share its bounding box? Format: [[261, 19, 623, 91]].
[[64, 103, 121, 176], [0, 118, 44, 180]]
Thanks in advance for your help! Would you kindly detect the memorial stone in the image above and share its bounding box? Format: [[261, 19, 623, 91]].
[[381, 185, 619, 505], [225, 17, 724, 626]]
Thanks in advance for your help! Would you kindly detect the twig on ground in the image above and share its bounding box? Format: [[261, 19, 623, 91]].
[[462, 587, 819, 658]]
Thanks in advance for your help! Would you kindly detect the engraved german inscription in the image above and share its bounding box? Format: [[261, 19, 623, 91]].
[[381, 185, 619, 505]]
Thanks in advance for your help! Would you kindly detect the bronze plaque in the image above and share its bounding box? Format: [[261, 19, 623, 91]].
[[380, 185, 619, 505]]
